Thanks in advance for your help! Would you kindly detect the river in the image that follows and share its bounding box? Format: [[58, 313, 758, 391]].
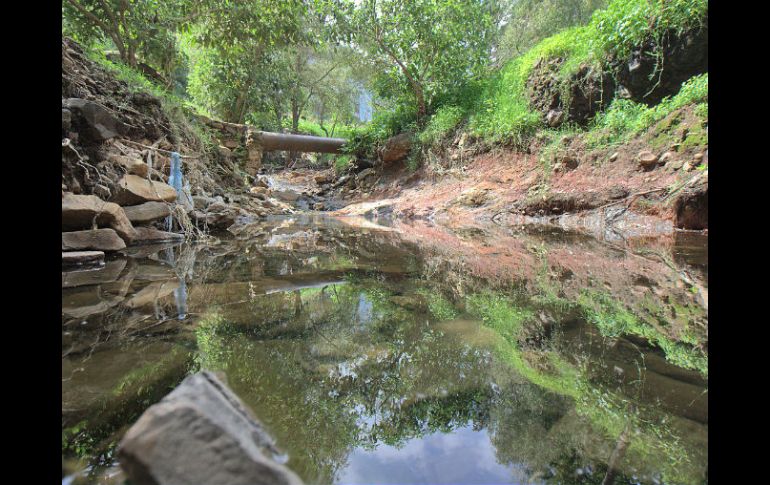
[[62, 215, 708, 485]]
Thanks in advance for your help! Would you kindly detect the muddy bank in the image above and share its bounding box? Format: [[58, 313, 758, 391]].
[[327, 108, 707, 241]]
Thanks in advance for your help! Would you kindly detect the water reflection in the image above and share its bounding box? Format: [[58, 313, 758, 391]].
[[62, 216, 707, 485]]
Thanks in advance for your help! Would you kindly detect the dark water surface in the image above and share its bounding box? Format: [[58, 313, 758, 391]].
[[62, 216, 708, 485]]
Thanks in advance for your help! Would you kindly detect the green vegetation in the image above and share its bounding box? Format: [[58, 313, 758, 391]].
[[467, 0, 708, 144], [587, 73, 708, 147], [63, 0, 707, 173]]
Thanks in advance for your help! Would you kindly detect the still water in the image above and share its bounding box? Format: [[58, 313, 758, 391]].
[[62, 215, 708, 485]]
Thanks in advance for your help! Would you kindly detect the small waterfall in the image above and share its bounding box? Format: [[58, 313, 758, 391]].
[[166, 152, 193, 231]]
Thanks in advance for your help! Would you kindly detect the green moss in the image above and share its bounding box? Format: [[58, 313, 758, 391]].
[[680, 120, 708, 150]]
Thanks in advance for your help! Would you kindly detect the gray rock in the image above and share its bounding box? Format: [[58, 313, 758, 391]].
[[271, 189, 300, 203], [62, 251, 104, 268], [117, 371, 304, 485], [130, 227, 185, 246], [62, 258, 127, 288], [111, 175, 177, 206], [62, 193, 137, 243], [62, 98, 129, 141], [62, 229, 126, 252], [193, 195, 215, 210], [123, 202, 172, 224]]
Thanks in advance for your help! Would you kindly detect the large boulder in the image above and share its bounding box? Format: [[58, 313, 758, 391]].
[[381, 133, 412, 163], [111, 175, 177, 206], [62, 228, 126, 252], [613, 23, 708, 105], [117, 371, 304, 485], [62, 98, 129, 142], [62, 193, 137, 242], [123, 202, 172, 224], [527, 58, 614, 126]]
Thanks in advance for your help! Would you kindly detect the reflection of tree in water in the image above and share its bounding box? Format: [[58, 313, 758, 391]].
[[193, 257, 705, 484], [194, 274, 499, 484]]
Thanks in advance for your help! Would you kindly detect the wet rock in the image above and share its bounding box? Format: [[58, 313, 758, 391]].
[[62, 258, 127, 288], [271, 189, 300, 203], [62, 193, 137, 242], [62, 98, 129, 142], [62, 250, 104, 268], [111, 174, 177, 206], [381, 133, 412, 163], [192, 202, 246, 229], [124, 280, 179, 309], [108, 154, 149, 177], [130, 227, 184, 245], [123, 201, 172, 224], [637, 151, 659, 170], [62, 228, 126, 252], [117, 371, 304, 485]]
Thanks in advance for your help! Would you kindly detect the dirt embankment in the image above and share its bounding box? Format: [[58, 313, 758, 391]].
[[324, 111, 707, 241]]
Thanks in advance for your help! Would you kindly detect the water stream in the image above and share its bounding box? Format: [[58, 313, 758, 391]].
[[62, 216, 708, 485]]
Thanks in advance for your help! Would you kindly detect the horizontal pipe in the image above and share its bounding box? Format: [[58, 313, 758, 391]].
[[257, 131, 347, 154]]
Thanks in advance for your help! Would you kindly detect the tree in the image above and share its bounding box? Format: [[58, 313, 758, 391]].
[[62, 0, 185, 70], [495, 0, 608, 64], [333, 0, 501, 122]]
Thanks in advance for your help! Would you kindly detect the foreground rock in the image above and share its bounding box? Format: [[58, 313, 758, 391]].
[[62, 229, 126, 252], [62, 251, 104, 268], [131, 227, 184, 245], [111, 175, 177, 206], [123, 201, 172, 224], [117, 371, 304, 485], [62, 193, 137, 242]]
